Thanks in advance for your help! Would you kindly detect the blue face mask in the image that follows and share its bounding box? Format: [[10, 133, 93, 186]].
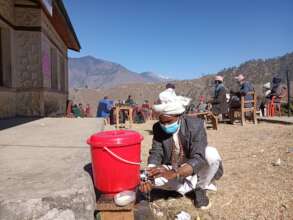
[[160, 121, 179, 134]]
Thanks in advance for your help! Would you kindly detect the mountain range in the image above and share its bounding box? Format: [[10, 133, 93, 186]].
[[69, 52, 293, 114], [68, 56, 169, 89]]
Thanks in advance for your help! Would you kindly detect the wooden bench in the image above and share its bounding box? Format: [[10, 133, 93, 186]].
[[96, 194, 134, 220], [188, 111, 218, 130], [230, 91, 257, 125]]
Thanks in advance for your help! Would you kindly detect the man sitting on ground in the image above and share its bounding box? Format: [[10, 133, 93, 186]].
[[140, 89, 223, 209]]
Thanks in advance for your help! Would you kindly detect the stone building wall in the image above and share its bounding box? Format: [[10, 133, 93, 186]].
[[0, 89, 16, 118], [43, 91, 67, 116], [41, 11, 68, 116], [41, 11, 67, 88], [13, 5, 43, 123], [14, 31, 42, 89], [16, 91, 43, 116], [0, 0, 14, 24], [14, 7, 41, 27], [0, 0, 15, 118], [0, 0, 71, 118]]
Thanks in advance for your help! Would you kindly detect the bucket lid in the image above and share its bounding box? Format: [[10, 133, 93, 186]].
[[87, 130, 143, 148]]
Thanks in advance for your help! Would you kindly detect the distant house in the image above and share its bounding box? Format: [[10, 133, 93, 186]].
[[0, 0, 80, 118]]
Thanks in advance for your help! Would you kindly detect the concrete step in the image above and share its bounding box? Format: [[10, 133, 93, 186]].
[[0, 118, 104, 220]]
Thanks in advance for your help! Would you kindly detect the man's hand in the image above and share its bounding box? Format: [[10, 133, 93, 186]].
[[139, 181, 152, 193], [148, 166, 176, 180]]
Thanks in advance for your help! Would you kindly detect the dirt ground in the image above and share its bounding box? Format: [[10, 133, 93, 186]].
[[124, 120, 293, 220]]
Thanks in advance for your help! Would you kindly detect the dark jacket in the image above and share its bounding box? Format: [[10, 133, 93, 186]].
[[148, 116, 208, 175], [269, 84, 287, 102], [230, 81, 254, 108], [211, 83, 228, 115], [240, 81, 254, 108]]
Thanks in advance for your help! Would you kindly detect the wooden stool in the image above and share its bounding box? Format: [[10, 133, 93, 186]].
[[96, 194, 134, 220]]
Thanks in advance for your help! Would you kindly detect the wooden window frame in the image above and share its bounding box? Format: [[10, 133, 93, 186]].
[[50, 47, 58, 90]]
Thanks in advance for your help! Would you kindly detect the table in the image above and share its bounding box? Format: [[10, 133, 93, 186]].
[[113, 106, 133, 129], [188, 111, 218, 130]]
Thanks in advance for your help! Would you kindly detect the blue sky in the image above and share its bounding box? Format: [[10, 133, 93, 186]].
[[64, 0, 293, 79]]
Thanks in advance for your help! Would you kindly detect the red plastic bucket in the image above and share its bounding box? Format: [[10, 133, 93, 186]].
[[87, 130, 143, 194]]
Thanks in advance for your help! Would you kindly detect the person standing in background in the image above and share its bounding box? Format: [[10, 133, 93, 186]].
[[97, 96, 113, 123]]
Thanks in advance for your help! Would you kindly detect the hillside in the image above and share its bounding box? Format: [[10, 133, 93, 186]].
[[68, 56, 168, 89], [69, 52, 293, 114]]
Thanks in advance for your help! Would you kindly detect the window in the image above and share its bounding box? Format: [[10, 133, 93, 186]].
[[50, 48, 58, 89], [59, 56, 65, 92]]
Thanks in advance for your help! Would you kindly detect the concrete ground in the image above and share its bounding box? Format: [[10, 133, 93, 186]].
[[0, 118, 104, 220]]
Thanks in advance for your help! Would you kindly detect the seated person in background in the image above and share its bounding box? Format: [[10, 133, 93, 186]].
[[142, 100, 150, 109], [66, 100, 74, 117], [140, 89, 223, 210], [209, 76, 228, 116], [125, 95, 135, 106], [142, 100, 151, 120], [96, 96, 113, 122], [230, 74, 254, 109], [259, 82, 271, 116], [78, 103, 85, 117], [116, 99, 123, 106], [85, 104, 91, 117], [72, 104, 81, 118], [196, 96, 207, 113], [266, 75, 287, 103], [263, 82, 271, 97]]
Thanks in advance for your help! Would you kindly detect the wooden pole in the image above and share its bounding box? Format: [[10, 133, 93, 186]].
[[287, 70, 291, 117]]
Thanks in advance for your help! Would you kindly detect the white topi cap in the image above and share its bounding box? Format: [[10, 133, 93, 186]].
[[153, 89, 191, 115]]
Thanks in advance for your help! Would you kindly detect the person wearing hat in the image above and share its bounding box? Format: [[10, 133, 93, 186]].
[[209, 75, 228, 116], [267, 75, 287, 102], [166, 83, 176, 90], [140, 89, 223, 209], [229, 74, 254, 109]]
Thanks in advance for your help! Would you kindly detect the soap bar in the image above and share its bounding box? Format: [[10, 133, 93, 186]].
[[114, 190, 136, 206]]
